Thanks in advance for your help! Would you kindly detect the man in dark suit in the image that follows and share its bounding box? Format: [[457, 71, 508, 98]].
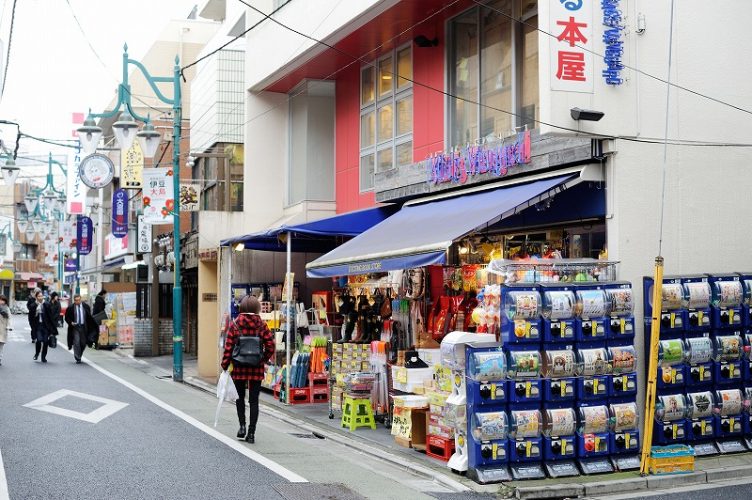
[[64, 294, 98, 364]]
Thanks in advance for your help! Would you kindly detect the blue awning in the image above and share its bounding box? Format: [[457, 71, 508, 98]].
[[219, 205, 398, 253], [306, 173, 581, 278]]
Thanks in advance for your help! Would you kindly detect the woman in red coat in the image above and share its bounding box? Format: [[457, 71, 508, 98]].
[[221, 295, 275, 443]]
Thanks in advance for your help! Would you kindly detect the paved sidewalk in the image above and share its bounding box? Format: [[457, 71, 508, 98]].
[[119, 349, 752, 499]]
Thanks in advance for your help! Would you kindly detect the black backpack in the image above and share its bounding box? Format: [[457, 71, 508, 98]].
[[230, 320, 263, 367]]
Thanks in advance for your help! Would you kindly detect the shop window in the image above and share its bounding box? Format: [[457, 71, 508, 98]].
[[449, 0, 539, 147], [360, 44, 413, 192], [18, 244, 36, 260]]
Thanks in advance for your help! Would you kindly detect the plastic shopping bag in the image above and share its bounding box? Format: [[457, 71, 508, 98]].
[[214, 370, 239, 427]]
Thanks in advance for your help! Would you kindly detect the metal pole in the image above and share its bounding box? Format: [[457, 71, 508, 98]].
[[285, 232, 291, 405], [171, 58, 183, 382]]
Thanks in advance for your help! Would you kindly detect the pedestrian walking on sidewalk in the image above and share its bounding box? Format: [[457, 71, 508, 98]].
[[0, 295, 9, 366], [49, 292, 62, 331], [220, 295, 275, 444], [27, 287, 41, 342], [30, 291, 56, 363], [64, 294, 98, 364]]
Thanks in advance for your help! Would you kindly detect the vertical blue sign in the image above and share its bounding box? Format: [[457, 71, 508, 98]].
[[77, 215, 93, 255], [112, 188, 129, 238]]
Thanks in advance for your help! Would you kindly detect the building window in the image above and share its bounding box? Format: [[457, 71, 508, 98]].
[[18, 244, 36, 260], [448, 0, 539, 148], [359, 45, 413, 192]]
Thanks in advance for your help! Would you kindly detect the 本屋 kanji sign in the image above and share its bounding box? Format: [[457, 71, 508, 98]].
[[550, 0, 593, 93]]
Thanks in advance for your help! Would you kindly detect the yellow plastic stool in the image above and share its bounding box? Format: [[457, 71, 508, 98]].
[[341, 394, 376, 431]]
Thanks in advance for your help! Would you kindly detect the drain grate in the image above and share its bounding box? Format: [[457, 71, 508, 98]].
[[289, 432, 325, 440]]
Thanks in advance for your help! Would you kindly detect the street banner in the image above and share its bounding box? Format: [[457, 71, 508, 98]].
[[121, 140, 144, 189], [549, 0, 594, 93], [112, 188, 129, 238], [67, 148, 87, 214], [65, 259, 78, 272], [44, 240, 57, 266], [137, 215, 151, 253], [142, 168, 174, 224], [179, 183, 200, 212], [77, 215, 93, 255], [62, 219, 77, 250]]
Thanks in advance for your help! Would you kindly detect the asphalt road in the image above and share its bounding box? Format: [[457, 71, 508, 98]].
[[0, 317, 294, 500]]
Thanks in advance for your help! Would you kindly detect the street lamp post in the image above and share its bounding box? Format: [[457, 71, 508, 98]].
[[79, 44, 184, 382]]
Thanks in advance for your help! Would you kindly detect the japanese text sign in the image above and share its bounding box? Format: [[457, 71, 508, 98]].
[[137, 215, 151, 253], [67, 148, 87, 214], [77, 215, 93, 256], [121, 140, 144, 189], [112, 188, 129, 238], [550, 0, 594, 93], [142, 168, 175, 225]]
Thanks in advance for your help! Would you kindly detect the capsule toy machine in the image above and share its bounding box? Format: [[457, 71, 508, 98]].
[[653, 393, 688, 446], [685, 391, 718, 455], [713, 333, 743, 387], [604, 282, 635, 346], [466, 346, 507, 409], [467, 410, 510, 483], [642, 276, 686, 338], [739, 273, 752, 328], [656, 339, 687, 394], [609, 345, 638, 403], [541, 407, 579, 477], [540, 284, 576, 344], [506, 349, 543, 406], [609, 402, 640, 471], [506, 409, 546, 479], [682, 276, 712, 335], [442, 332, 499, 476], [684, 337, 715, 389], [542, 348, 577, 406], [576, 404, 613, 474], [574, 285, 609, 345], [500, 284, 542, 345], [715, 388, 748, 453], [744, 332, 752, 383], [744, 388, 752, 448], [576, 347, 611, 403], [708, 274, 744, 330]]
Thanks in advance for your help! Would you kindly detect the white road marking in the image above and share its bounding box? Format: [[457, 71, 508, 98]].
[[7, 331, 27, 343], [77, 352, 308, 483], [23, 389, 129, 424], [0, 447, 8, 500]]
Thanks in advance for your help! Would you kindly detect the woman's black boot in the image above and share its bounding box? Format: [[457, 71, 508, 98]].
[[237, 424, 246, 438]]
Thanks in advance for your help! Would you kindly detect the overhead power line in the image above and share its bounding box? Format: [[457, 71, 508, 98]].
[[1, 0, 18, 99]]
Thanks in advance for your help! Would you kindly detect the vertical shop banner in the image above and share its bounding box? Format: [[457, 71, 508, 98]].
[[121, 141, 144, 189], [61, 219, 77, 250], [142, 168, 174, 224], [44, 240, 57, 266], [179, 183, 200, 212], [67, 148, 87, 214], [65, 259, 78, 272], [550, 0, 594, 93], [137, 215, 152, 253], [112, 188, 129, 238], [76, 215, 93, 255]]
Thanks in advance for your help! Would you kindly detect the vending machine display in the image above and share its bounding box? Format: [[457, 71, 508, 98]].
[[708, 274, 744, 329], [467, 349, 507, 406], [743, 388, 752, 445], [574, 288, 609, 344], [683, 277, 712, 333], [576, 348, 611, 402], [508, 409, 543, 462], [542, 349, 577, 404], [609, 346, 638, 402], [654, 394, 688, 445], [540, 285, 576, 343], [605, 283, 635, 344], [744, 332, 752, 382], [576, 405, 611, 468], [507, 350, 542, 405], [739, 274, 752, 327], [686, 391, 716, 441], [500, 285, 542, 344], [609, 402, 640, 455], [713, 334, 743, 386], [643, 277, 686, 335], [715, 389, 745, 455], [469, 410, 509, 472], [542, 408, 577, 460], [685, 337, 715, 387], [657, 339, 686, 392]]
